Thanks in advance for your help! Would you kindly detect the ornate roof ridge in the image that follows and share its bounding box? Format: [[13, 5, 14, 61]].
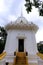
[[5, 16, 39, 33]]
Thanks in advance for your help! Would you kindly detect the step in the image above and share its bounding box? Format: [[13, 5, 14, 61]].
[[13, 52, 28, 65]]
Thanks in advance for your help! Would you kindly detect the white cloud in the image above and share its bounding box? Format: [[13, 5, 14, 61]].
[[0, 0, 17, 26], [0, 0, 8, 13], [0, 0, 4, 12], [36, 28, 43, 43], [0, 0, 16, 14], [8, 15, 16, 21], [4, 0, 16, 8]]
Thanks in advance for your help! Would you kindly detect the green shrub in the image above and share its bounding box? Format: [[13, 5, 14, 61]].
[[0, 27, 7, 54], [37, 43, 43, 54]]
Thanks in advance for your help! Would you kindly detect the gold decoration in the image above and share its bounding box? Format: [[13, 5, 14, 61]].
[[13, 52, 28, 65], [37, 52, 43, 60], [0, 52, 7, 60]]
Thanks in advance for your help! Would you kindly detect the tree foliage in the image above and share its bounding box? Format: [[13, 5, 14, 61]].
[[37, 42, 43, 54], [0, 26, 7, 54], [25, 0, 43, 16]]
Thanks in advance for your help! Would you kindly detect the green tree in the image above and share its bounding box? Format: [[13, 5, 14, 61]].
[[0, 26, 7, 54], [37, 42, 43, 54], [25, 0, 43, 16]]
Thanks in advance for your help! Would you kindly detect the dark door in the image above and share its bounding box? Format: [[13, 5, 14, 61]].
[[18, 39, 24, 52]]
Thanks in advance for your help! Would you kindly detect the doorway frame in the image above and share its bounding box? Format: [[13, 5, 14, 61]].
[[16, 36, 26, 52]]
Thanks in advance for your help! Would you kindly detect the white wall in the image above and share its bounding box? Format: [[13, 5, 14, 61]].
[[5, 30, 37, 55]]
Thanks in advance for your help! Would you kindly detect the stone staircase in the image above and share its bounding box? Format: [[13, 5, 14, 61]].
[[13, 52, 28, 65]]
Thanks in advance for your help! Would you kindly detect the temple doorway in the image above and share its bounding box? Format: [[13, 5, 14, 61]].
[[18, 39, 24, 52]]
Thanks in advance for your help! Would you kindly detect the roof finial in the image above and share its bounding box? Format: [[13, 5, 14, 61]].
[[21, 8, 23, 17]]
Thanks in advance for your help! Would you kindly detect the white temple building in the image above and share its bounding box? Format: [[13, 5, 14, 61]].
[[0, 15, 43, 65], [5, 16, 38, 55]]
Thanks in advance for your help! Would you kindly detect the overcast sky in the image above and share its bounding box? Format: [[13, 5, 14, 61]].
[[0, 0, 43, 43]]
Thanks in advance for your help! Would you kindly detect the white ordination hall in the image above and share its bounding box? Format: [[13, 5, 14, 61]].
[[0, 15, 43, 65]]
